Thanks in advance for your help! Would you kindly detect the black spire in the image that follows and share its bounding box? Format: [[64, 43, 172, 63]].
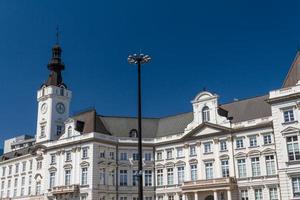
[[44, 28, 66, 88]]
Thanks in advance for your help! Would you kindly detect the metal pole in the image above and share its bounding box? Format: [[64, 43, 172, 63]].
[[137, 60, 143, 200]]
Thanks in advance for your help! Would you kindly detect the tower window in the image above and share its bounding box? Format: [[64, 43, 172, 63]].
[[202, 106, 210, 122], [129, 129, 138, 138], [40, 125, 46, 138], [56, 125, 63, 135], [67, 126, 72, 137], [60, 87, 64, 96]]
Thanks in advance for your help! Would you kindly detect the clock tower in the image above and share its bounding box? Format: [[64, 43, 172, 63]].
[[36, 43, 72, 143]]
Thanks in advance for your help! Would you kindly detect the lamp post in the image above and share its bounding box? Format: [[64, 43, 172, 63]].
[[128, 53, 151, 200]]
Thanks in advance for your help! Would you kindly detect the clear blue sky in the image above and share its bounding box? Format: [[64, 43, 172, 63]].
[[0, 0, 299, 147]]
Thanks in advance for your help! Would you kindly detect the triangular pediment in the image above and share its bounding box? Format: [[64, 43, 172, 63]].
[[184, 122, 231, 139], [281, 126, 300, 134]]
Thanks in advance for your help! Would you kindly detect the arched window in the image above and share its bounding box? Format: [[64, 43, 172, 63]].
[[67, 126, 72, 137], [60, 87, 64, 96], [129, 129, 138, 138], [202, 106, 210, 122]]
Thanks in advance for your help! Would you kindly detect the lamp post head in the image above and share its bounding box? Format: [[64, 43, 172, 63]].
[[128, 53, 151, 64]]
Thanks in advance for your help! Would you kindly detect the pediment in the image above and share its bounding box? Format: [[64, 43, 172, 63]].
[[281, 126, 300, 135], [248, 150, 261, 156], [184, 122, 231, 138], [175, 160, 186, 166], [234, 152, 246, 158], [262, 148, 275, 155]]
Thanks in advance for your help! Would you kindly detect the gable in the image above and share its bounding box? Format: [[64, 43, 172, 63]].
[[193, 126, 222, 137], [281, 126, 300, 135], [183, 122, 231, 139]]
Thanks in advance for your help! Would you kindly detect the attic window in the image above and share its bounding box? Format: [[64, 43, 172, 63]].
[[129, 129, 138, 138], [202, 106, 210, 122]]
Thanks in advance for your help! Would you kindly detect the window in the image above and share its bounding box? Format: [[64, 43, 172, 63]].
[[287, 136, 300, 161], [37, 161, 42, 170], [254, 189, 263, 200], [81, 167, 88, 185], [15, 163, 19, 174], [100, 168, 105, 185], [82, 147, 88, 159], [237, 159, 247, 178], [14, 178, 18, 188], [66, 151, 72, 162], [29, 160, 33, 170], [81, 196, 87, 200], [40, 125, 46, 137], [20, 187, 24, 196], [144, 170, 152, 186], [132, 170, 138, 186], [292, 177, 300, 197], [133, 153, 139, 161], [21, 177, 25, 186], [129, 129, 138, 137], [145, 197, 152, 200], [202, 106, 210, 122], [220, 140, 227, 151], [8, 165, 12, 175], [167, 168, 174, 185], [177, 147, 184, 157], [145, 153, 151, 161], [190, 164, 197, 181], [263, 134, 272, 145], [266, 155, 276, 175], [190, 145, 196, 156], [236, 138, 244, 149], [168, 195, 174, 200], [56, 125, 62, 135], [205, 162, 213, 179], [1, 181, 4, 190], [249, 135, 258, 147], [50, 154, 56, 164], [65, 169, 71, 185], [36, 181, 41, 195], [120, 152, 127, 161], [156, 152, 162, 160], [109, 152, 115, 160], [269, 188, 278, 200], [67, 126, 72, 137], [28, 175, 32, 185], [49, 172, 55, 188], [204, 142, 212, 153], [221, 160, 229, 177], [240, 190, 248, 200], [22, 162, 26, 172], [2, 167, 5, 177], [177, 166, 184, 184], [120, 197, 127, 200], [109, 170, 115, 186], [166, 149, 173, 159], [283, 109, 295, 123], [120, 170, 127, 186], [251, 157, 261, 177], [100, 151, 105, 158], [157, 169, 163, 186]]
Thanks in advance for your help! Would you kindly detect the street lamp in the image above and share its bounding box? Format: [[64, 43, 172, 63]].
[[128, 53, 151, 200]]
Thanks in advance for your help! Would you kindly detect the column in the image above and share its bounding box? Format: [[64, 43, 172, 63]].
[[214, 191, 218, 200], [194, 192, 198, 200], [227, 190, 232, 200], [182, 193, 186, 200]]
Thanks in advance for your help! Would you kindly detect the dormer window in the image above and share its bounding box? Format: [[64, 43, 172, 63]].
[[202, 106, 210, 122], [129, 129, 138, 138], [67, 126, 72, 137]]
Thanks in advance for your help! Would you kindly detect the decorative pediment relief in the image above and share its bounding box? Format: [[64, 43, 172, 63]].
[[183, 122, 231, 139], [48, 166, 57, 172], [175, 160, 186, 166], [262, 148, 276, 155], [156, 164, 164, 169], [80, 161, 90, 167], [281, 126, 300, 135], [34, 173, 43, 180], [63, 163, 73, 169], [234, 152, 246, 158], [189, 159, 198, 164], [219, 154, 230, 160], [165, 162, 175, 167], [248, 150, 261, 157]]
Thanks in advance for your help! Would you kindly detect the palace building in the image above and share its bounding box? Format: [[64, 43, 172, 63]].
[[0, 42, 300, 200]]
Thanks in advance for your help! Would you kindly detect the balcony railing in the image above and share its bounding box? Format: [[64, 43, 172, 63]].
[[49, 184, 80, 195]]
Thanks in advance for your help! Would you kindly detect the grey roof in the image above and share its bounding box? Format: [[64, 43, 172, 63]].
[[282, 52, 300, 88], [220, 95, 271, 123]]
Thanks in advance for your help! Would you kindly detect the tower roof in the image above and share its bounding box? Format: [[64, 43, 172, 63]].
[[282, 51, 300, 88]]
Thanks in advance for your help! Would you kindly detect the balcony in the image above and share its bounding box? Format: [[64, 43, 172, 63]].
[[182, 177, 237, 191], [49, 184, 80, 195]]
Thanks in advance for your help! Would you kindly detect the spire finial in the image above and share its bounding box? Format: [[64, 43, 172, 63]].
[[56, 25, 60, 45]]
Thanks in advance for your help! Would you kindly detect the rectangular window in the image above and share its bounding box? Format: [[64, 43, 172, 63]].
[[109, 152, 115, 160], [177, 147, 184, 157], [168, 195, 174, 200], [266, 155, 276, 175], [2, 167, 5, 177], [240, 190, 248, 200], [283, 109, 295, 123], [56, 125, 62, 135], [28, 175, 32, 185], [1, 181, 4, 190], [157, 169, 163, 186], [249, 135, 258, 147], [254, 189, 263, 200], [40, 125, 46, 137], [251, 157, 261, 177], [167, 168, 174, 185], [15, 163, 19, 174], [120, 170, 128, 186], [133, 153, 139, 161], [145, 153, 152, 161], [190, 164, 197, 181], [65, 151, 72, 162], [287, 136, 300, 161], [237, 159, 247, 178], [120, 153, 128, 161], [190, 145, 196, 156], [81, 168, 88, 185], [177, 166, 184, 184], [29, 160, 33, 170], [263, 134, 272, 145], [269, 188, 278, 200], [82, 147, 88, 159], [292, 177, 300, 197], [156, 152, 162, 160], [144, 170, 152, 186], [220, 140, 227, 151], [132, 170, 138, 186], [99, 168, 105, 185], [49, 172, 55, 188], [236, 138, 244, 149], [21, 177, 25, 186], [204, 142, 212, 153], [22, 162, 26, 172], [14, 178, 18, 188], [50, 154, 56, 164], [65, 169, 71, 185], [120, 197, 127, 200], [166, 150, 173, 159], [36, 182, 41, 195], [221, 160, 229, 177], [205, 162, 213, 179], [8, 165, 12, 175], [99, 151, 105, 158]]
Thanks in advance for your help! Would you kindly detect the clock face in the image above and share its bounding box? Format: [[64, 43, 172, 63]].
[[56, 103, 65, 114], [41, 103, 48, 114]]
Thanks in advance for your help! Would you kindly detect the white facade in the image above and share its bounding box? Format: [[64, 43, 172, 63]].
[[1, 46, 300, 200]]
